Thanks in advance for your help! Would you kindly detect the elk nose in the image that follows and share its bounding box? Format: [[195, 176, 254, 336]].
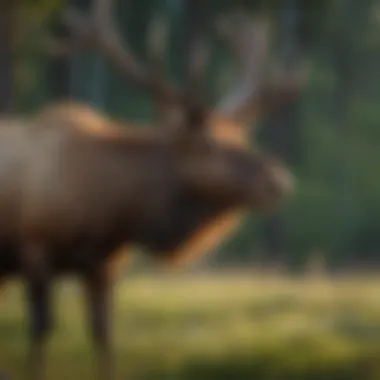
[[269, 164, 295, 198]]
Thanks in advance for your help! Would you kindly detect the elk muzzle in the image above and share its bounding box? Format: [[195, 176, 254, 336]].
[[251, 159, 295, 212]]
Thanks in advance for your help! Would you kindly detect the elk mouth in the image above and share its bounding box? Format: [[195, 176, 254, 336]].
[[250, 162, 295, 213]]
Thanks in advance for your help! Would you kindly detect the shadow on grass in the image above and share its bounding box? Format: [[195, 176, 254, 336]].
[[130, 348, 380, 380]]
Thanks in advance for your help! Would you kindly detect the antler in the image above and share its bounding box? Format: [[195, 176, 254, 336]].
[[59, 1, 304, 135], [215, 13, 270, 119], [259, 59, 308, 115], [63, 0, 180, 104], [182, 0, 210, 96], [215, 12, 307, 124], [62, 0, 214, 130], [179, 0, 212, 129]]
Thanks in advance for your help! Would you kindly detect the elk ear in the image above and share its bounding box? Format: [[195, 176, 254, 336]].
[[207, 114, 250, 148], [164, 103, 207, 134], [167, 106, 214, 153]]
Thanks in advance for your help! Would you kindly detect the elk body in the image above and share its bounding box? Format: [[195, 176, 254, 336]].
[[0, 0, 305, 379]]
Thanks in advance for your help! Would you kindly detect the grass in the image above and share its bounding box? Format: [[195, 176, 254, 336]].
[[1, 271, 380, 379]]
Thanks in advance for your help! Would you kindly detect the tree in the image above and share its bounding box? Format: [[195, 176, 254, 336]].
[[0, 2, 15, 113], [260, 0, 304, 268]]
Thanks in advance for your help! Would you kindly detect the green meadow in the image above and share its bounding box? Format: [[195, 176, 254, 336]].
[[1, 272, 380, 379]]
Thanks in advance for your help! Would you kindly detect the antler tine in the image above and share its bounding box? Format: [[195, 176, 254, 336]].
[[64, 0, 180, 103], [146, 12, 168, 77], [183, 0, 210, 94], [146, 11, 181, 126], [259, 59, 309, 114], [215, 11, 308, 124], [215, 12, 270, 121], [179, 0, 212, 128]]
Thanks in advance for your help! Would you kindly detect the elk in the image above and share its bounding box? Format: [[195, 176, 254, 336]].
[[0, 0, 306, 378]]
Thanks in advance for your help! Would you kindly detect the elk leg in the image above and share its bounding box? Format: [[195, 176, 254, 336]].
[[22, 245, 52, 380], [84, 266, 114, 380]]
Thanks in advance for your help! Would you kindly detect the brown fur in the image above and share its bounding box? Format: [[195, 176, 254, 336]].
[[25, 102, 253, 268], [0, 101, 294, 278], [0, 101, 293, 380], [34, 101, 250, 147]]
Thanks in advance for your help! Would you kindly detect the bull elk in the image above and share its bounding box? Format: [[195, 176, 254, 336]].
[[0, 0, 306, 378]]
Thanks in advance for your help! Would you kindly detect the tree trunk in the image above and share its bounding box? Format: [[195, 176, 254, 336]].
[[0, 3, 14, 113], [49, 21, 72, 99], [262, 0, 302, 270], [329, 0, 372, 269]]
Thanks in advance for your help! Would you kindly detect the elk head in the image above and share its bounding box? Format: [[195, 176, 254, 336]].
[[62, 0, 305, 215]]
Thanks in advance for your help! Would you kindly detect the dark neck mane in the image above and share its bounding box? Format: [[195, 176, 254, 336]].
[[136, 193, 245, 266]]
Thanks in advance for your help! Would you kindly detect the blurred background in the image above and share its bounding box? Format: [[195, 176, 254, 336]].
[[2, 0, 380, 379], [3, 0, 380, 272]]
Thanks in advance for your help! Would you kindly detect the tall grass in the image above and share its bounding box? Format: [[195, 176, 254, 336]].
[[1, 272, 380, 379]]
